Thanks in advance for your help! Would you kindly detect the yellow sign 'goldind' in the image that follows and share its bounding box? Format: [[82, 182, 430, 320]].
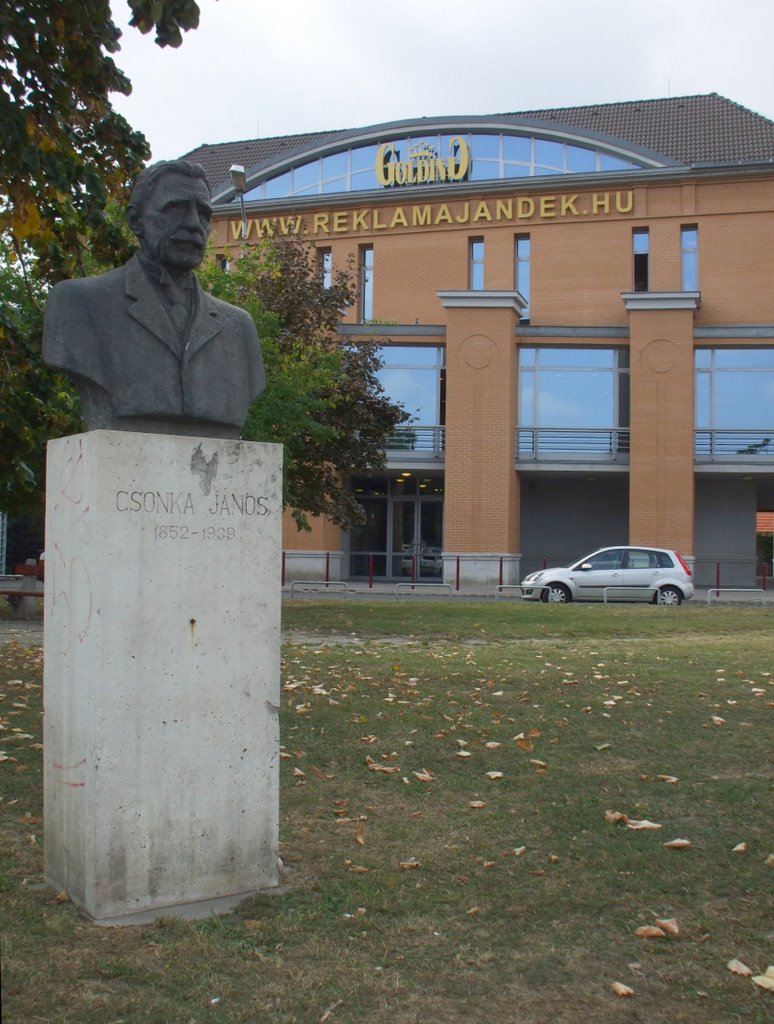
[[376, 136, 470, 187]]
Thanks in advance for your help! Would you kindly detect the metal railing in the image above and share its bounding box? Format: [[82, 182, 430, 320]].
[[695, 430, 774, 460], [387, 425, 445, 459], [516, 427, 630, 462]]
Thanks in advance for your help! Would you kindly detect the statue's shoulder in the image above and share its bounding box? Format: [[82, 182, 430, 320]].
[[200, 289, 256, 329], [48, 262, 130, 309]]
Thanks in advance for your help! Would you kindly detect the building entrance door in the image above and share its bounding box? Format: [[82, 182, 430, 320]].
[[348, 475, 444, 581], [391, 498, 443, 580]]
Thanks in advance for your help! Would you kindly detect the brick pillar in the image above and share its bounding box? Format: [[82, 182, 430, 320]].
[[438, 291, 523, 584], [623, 292, 699, 556]]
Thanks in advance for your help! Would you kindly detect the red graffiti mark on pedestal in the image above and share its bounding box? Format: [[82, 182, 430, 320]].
[[59, 437, 85, 506], [50, 756, 86, 788], [49, 542, 93, 650]]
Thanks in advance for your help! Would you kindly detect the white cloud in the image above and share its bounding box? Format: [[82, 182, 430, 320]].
[[109, 0, 774, 161]]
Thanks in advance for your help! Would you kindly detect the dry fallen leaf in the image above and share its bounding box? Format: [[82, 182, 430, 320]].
[[484, 741, 501, 750], [320, 999, 344, 1023], [456, 750, 473, 759], [656, 774, 679, 784], [605, 810, 628, 824], [634, 925, 667, 939], [486, 771, 504, 780], [662, 838, 692, 849], [343, 860, 369, 874], [731, 842, 747, 854], [469, 800, 487, 809], [354, 820, 366, 846], [655, 917, 679, 936], [513, 846, 527, 858], [412, 768, 435, 783], [766, 853, 774, 868], [399, 859, 421, 870], [365, 756, 400, 774], [752, 967, 774, 991], [611, 982, 634, 998], [626, 819, 662, 831], [727, 958, 753, 976], [310, 765, 334, 780]]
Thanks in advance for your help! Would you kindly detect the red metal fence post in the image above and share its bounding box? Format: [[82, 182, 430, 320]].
[[456, 555, 460, 592]]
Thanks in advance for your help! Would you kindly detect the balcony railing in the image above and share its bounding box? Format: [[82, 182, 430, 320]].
[[387, 425, 445, 460], [695, 430, 774, 460], [517, 427, 630, 462]]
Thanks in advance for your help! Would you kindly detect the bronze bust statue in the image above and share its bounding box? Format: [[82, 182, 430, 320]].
[[43, 160, 264, 438]]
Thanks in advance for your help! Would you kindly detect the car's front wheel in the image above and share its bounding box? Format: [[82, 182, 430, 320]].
[[655, 585, 683, 606], [541, 582, 571, 603]]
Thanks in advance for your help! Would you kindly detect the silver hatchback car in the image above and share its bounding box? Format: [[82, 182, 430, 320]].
[[520, 546, 694, 605]]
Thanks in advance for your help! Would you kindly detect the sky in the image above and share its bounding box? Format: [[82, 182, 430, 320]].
[[109, 0, 774, 162]]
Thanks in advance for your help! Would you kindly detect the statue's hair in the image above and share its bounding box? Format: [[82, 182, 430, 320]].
[[128, 160, 210, 221]]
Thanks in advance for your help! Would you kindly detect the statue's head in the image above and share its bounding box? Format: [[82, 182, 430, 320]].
[[127, 160, 212, 273]]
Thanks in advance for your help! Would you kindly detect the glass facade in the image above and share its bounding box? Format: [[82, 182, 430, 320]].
[[695, 349, 774, 430], [519, 347, 630, 429], [239, 131, 647, 202], [376, 346, 445, 425]]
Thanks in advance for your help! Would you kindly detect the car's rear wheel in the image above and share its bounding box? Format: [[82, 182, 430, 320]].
[[656, 585, 683, 606], [541, 582, 571, 603]]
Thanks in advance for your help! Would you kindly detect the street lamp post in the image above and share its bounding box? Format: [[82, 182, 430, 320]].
[[229, 163, 248, 241]]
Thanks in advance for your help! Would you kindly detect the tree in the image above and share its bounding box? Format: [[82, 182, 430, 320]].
[[199, 238, 408, 530], [0, 1, 203, 515]]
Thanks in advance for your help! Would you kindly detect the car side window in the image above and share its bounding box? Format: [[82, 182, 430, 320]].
[[656, 552, 675, 569], [585, 549, 624, 570], [624, 550, 654, 569]]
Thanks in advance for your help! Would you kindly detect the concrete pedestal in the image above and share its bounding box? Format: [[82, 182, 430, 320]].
[[44, 431, 282, 924]]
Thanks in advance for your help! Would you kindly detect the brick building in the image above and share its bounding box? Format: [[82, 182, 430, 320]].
[[186, 94, 774, 587]]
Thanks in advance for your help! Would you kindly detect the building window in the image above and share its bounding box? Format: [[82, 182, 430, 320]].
[[240, 131, 648, 202], [469, 238, 485, 290], [359, 245, 373, 321], [681, 226, 698, 291], [632, 229, 649, 291], [376, 346, 446, 426], [519, 347, 630, 430], [515, 235, 530, 319], [696, 348, 774, 433], [318, 247, 332, 289]]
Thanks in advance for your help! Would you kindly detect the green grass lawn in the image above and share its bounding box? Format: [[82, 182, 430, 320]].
[[1, 602, 772, 1023]]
